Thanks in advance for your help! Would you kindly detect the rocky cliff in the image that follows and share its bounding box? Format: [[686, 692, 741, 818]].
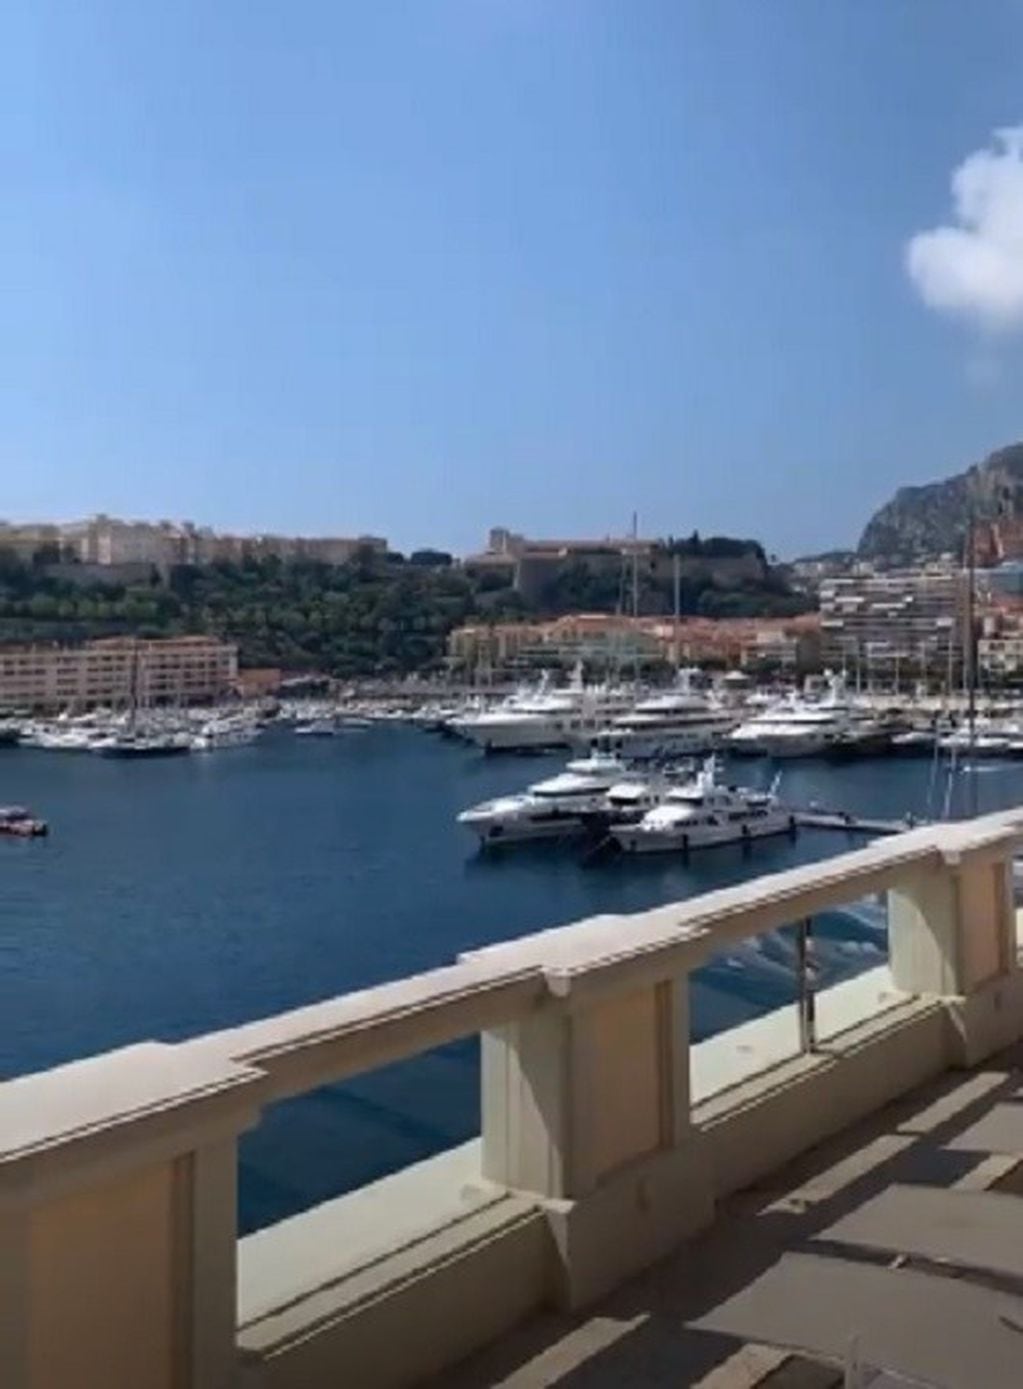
[[858, 443, 1023, 560]]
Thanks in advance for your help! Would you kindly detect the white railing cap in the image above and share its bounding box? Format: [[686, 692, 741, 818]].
[[0, 1041, 261, 1201]]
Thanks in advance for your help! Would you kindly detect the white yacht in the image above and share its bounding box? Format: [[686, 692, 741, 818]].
[[191, 717, 261, 751], [728, 698, 846, 758], [586, 673, 735, 761], [601, 773, 673, 826], [295, 718, 338, 737], [93, 730, 192, 758], [27, 725, 102, 752], [564, 750, 632, 777], [451, 670, 634, 753], [937, 724, 1013, 758], [612, 760, 793, 854], [728, 679, 884, 759], [456, 764, 624, 843]]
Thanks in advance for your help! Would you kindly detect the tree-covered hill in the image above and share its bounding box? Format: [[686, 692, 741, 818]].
[[0, 541, 812, 675]]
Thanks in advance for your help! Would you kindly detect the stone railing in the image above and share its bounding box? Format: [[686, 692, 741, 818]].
[[4, 810, 1023, 1389]]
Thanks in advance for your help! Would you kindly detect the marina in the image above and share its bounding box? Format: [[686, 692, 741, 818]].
[[1, 710, 1019, 1236]]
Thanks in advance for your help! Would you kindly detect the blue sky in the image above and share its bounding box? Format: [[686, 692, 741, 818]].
[[4, 1, 1023, 557]]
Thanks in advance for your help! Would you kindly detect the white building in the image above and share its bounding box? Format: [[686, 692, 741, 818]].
[[819, 564, 966, 680]]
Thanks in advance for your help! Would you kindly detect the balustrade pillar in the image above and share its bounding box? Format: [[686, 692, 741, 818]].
[[481, 971, 712, 1309], [0, 1041, 262, 1389], [888, 844, 1023, 1066]]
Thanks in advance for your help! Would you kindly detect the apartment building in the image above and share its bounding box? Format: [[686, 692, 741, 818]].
[[819, 564, 966, 677], [0, 636, 238, 712], [978, 607, 1023, 681]]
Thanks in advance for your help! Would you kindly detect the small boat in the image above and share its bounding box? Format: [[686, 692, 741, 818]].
[[0, 805, 47, 837], [937, 728, 1012, 758], [191, 719, 260, 750], [295, 718, 338, 737], [30, 726, 105, 752], [564, 751, 632, 777], [890, 729, 936, 756]]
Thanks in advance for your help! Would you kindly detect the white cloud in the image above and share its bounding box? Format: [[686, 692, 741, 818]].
[[906, 126, 1023, 332]]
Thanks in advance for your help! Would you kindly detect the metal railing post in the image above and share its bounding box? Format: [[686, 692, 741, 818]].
[[797, 917, 817, 1053]]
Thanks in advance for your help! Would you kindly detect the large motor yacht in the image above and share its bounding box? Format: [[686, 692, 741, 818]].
[[728, 679, 886, 759], [612, 759, 793, 854], [451, 670, 634, 753], [586, 673, 736, 761], [728, 698, 847, 758], [456, 763, 625, 843]]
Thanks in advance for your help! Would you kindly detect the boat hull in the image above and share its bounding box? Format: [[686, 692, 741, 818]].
[[751, 736, 834, 759], [590, 729, 731, 760], [97, 744, 191, 759], [455, 719, 578, 752], [612, 813, 794, 855], [463, 814, 589, 844]]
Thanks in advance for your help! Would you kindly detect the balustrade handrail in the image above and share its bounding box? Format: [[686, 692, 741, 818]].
[[191, 959, 549, 1104], [203, 809, 1023, 1095], [465, 811, 1023, 996], [5, 810, 1023, 1164]]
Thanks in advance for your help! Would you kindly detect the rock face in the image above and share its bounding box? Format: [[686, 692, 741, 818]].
[[858, 443, 1023, 560]]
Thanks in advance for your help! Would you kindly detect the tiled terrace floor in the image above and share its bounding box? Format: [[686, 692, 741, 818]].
[[440, 1043, 1023, 1389]]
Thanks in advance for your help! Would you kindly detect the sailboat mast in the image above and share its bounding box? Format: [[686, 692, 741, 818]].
[[130, 639, 140, 731], [965, 504, 978, 817], [631, 511, 639, 621], [630, 512, 640, 686]]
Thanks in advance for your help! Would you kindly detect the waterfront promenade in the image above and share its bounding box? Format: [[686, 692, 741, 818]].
[[5, 807, 1023, 1387]]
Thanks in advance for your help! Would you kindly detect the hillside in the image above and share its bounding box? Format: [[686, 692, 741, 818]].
[[859, 443, 1023, 560], [0, 541, 810, 676]]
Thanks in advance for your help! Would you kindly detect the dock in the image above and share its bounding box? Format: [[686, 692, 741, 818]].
[[793, 810, 920, 836]]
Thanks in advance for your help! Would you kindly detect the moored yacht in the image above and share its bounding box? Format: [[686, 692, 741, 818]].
[[728, 679, 884, 759], [937, 724, 1014, 758], [295, 717, 338, 737], [191, 717, 261, 750], [27, 725, 104, 752], [456, 763, 625, 843], [586, 673, 735, 761], [564, 750, 632, 777], [612, 759, 793, 854], [94, 730, 192, 758], [596, 772, 675, 827], [451, 670, 634, 753]]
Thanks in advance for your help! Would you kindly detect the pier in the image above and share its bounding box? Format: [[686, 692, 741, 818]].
[[793, 809, 919, 836]]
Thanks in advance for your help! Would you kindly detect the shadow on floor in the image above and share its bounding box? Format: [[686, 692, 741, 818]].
[[437, 1044, 1023, 1388]]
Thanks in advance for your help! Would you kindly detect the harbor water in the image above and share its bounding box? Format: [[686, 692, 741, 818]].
[[1, 726, 1017, 1232]]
